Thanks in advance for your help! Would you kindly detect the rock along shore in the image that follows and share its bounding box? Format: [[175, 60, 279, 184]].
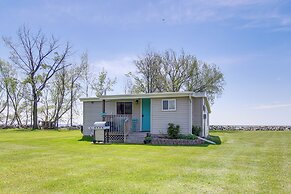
[[210, 125, 291, 131]]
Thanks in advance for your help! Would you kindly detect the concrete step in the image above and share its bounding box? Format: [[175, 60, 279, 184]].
[[125, 132, 148, 144], [129, 133, 148, 137]]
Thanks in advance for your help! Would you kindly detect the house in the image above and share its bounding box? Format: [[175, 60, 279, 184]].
[[80, 91, 211, 143]]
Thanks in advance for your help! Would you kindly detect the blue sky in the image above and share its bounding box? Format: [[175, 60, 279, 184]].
[[0, 0, 291, 125]]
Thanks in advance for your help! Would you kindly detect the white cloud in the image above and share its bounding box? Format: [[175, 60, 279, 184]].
[[91, 55, 135, 77], [18, 0, 290, 31], [241, 11, 291, 30], [205, 52, 266, 68], [143, 0, 291, 32], [149, 0, 291, 31], [211, 0, 267, 7]]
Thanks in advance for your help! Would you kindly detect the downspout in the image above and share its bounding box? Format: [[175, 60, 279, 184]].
[[102, 100, 105, 121], [202, 98, 205, 137], [197, 136, 216, 145], [189, 95, 192, 134]]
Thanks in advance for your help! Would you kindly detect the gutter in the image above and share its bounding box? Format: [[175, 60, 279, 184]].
[[80, 91, 208, 102]]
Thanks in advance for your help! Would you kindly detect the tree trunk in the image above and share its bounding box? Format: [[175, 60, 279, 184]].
[[5, 93, 9, 127], [25, 104, 29, 126], [55, 100, 59, 129], [30, 101, 33, 128], [86, 83, 89, 97], [70, 78, 73, 126], [15, 112, 22, 127], [32, 92, 38, 129]]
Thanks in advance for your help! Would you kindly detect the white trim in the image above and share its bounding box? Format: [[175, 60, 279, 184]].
[[140, 98, 151, 132], [150, 98, 152, 132], [161, 99, 176, 111], [140, 98, 142, 132], [80, 92, 207, 101], [189, 96, 192, 134]]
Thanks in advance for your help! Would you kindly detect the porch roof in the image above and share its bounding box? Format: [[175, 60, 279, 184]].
[[80, 91, 211, 113]]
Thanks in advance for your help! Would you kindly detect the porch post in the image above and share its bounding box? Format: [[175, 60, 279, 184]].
[[102, 100, 105, 121]]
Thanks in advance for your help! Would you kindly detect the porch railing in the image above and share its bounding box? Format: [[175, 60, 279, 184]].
[[103, 114, 141, 142], [104, 114, 132, 133]]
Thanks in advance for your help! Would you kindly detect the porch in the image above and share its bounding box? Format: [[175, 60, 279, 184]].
[[104, 114, 139, 133], [101, 98, 151, 131], [103, 114, 148, 143]]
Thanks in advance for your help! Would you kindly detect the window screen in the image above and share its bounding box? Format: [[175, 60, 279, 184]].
[[162, 99, 176, 111], [117, 102, 132, 114], [162, 100, 168, 110]]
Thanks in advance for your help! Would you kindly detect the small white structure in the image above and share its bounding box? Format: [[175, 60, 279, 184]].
[[92, 122, 110, 142], [80, 92, 211, 139]]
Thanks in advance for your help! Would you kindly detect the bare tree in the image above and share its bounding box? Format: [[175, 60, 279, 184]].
[[3, 26, 71, 129], [130, 49, 225, 103], [0, 80, 7, 123], [19, 85, 31, 126], [39, 87, 51, 124], [91, 68, 116, 96], [68, 62, 84, 126], [0, 81, 6, 117], [81, 52, 90, 97], [129, 51, 163, 93], [48, 66, 71, 128], [38, 67, 70, 128], [124, 73, 134, 94], [6, 77, 24, 126], [0, 59, 26, 127], [161, 50, 196, 92], [38, 62, 83, 128], [186, 62, 225, 104], [0, 60, 10, 126]]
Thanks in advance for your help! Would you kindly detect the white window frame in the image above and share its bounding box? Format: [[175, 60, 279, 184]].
[[162, 99, 176, 111]]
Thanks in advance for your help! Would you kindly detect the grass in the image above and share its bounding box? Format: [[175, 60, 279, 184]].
[[0, 129, 290, 193]]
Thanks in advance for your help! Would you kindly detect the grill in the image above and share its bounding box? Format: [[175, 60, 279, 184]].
[[92, 121, 110, 143]]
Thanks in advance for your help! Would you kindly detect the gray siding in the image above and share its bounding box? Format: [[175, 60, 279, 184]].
[[83, 100, 141, 135], [83, 97, 207, 137], [83, 101, 102, 136], [151, 97, 190, 134], [104, 101, 116, 115], [192, 97, 203, 127], [192, 97, 209, 137]]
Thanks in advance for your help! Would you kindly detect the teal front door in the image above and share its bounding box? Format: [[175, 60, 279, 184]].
[[142, 98, 151, 132]]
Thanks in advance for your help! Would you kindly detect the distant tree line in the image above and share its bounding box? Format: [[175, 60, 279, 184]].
[[0, 26, 225, 129]]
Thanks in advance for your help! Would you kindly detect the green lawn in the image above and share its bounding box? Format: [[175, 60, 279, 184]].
[[0, 129, 290, 193]]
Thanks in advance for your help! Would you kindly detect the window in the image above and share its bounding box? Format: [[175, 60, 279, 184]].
[[162, 99, 176, 111], [117, 102, 132, 114]]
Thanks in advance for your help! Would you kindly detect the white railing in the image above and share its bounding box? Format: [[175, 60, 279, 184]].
[[104, 114, 132, 134]]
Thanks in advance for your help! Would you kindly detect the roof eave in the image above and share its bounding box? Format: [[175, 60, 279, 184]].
[[80, 92, 196, 102]]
